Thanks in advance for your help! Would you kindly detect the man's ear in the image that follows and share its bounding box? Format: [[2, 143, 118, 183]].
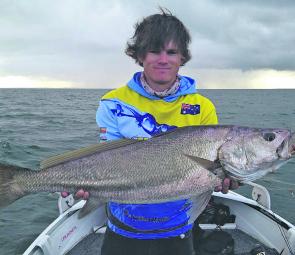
[[180, 56, 185, 66], [138, 56, 144, 66]]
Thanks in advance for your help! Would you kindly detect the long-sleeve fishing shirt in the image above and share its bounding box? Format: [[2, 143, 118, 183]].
[[96, 72, 218, 239]]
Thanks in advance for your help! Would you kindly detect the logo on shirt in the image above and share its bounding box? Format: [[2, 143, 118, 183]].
[[99, 127, 107, 133], [181, 103, 200, 115], [99, 127, 107, 141]]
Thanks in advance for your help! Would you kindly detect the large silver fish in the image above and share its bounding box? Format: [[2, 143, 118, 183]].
[[0, 125, 294, 217]]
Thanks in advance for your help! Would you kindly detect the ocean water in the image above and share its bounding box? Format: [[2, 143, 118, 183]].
[[0, 88, 294, 255]]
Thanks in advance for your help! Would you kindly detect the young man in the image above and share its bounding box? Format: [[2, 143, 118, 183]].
[[95, 10, 223, 255], [69, 9, 237, 255]]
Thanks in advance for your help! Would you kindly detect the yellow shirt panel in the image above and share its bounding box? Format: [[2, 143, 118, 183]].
[[102, 86, 218, 127]]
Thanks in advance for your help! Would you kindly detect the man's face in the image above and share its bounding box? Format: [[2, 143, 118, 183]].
[[140, 41, 183, 92]]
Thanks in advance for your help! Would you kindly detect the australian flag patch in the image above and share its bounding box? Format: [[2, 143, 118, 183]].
[[181, 103, 200, 115]]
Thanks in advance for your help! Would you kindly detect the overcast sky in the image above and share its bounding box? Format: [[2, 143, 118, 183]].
[[0, 0, 295, 89]]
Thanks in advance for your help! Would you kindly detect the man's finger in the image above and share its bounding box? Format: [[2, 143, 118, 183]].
[[75, 189, 85, 199], [221, 178, 230, 194], [61, 191, 69, 198], [83, 191, 90, 200], [214, 185, 222, 192]]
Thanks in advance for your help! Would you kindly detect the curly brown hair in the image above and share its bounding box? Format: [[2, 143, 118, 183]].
[[125, 8, 191, 66]]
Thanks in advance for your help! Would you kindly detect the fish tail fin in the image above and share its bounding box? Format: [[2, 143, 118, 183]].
[[0, 164, 25, 208]]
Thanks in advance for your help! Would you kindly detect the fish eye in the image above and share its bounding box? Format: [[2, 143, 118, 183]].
[[263, 132, 276, 142]]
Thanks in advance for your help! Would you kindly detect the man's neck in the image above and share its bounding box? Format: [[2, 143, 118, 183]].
[[143, 74, 176, 92], [140, 73, 180, 98]]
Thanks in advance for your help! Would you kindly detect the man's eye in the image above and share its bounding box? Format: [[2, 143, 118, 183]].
[[149, 50, 160, 54], [167, 50, 177, 55]]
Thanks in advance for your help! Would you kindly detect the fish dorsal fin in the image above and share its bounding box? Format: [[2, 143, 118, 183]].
[[40, 139, 141, 169], [184, 154, 222, 171]]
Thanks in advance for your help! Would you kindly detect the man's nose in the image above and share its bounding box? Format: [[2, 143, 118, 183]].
[[157, 51, 168, 63]]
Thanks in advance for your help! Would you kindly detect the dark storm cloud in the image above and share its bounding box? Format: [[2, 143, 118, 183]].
[[182, 0, 295, 70]]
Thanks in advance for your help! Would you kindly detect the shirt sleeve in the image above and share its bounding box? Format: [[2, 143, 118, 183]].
[[96, 100, 124, 141]]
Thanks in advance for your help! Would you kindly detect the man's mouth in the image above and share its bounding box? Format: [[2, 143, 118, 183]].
[[154, 67, 170, 70]]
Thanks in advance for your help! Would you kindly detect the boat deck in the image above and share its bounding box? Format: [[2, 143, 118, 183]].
[[67, 228, 268, 255]]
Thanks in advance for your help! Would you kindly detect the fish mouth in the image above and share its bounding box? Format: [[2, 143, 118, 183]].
[[277, 139, 288, 158], [278, 132, 295, 158]]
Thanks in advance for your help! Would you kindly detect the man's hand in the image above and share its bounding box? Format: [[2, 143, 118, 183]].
[[61, 189, 90, 200], [214, 178, 240, 194]]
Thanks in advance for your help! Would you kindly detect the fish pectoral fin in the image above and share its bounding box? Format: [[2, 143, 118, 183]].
[[78, 199, 105, 219], [184, 154, 222, 171]]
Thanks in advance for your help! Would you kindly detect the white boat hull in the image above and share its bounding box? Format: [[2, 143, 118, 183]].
[[23, 185, 295, 255]]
